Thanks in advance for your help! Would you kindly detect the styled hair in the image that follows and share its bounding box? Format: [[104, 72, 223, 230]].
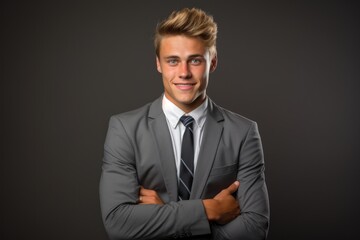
[[154, 8, 218, 57]]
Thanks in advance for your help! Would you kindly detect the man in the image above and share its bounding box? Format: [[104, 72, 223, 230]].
[[100, 8, 269, 240]]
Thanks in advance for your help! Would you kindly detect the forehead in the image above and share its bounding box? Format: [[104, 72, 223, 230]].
[[159, 35, 208, 57]]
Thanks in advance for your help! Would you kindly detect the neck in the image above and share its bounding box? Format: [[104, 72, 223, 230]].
[[179, 95, 207, 113]]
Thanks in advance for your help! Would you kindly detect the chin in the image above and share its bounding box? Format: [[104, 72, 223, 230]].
[[178, 98, 196, 105]]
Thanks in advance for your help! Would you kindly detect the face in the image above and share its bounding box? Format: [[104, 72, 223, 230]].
[[156, 35, 217, 113]]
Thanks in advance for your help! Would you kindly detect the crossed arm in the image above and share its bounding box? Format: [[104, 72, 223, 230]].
[[139, 181, 241, 225], [100, 116, 269, 239]]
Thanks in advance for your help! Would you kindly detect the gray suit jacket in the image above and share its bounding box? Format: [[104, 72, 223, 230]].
[[100, 96, 269, 240]]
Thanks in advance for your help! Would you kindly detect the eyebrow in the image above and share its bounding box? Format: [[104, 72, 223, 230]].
[[164, 54, 205, 60], [164, 56, 180, 60]]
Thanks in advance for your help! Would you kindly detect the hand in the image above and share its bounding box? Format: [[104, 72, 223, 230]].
[[138, 186, 164, 205], [203, 181, 240, 225]]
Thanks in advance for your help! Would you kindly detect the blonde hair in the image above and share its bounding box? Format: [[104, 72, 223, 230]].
[[154, 8, 218, 57]]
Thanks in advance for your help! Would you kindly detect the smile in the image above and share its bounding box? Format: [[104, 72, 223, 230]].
[[174, 83, 196, 90]]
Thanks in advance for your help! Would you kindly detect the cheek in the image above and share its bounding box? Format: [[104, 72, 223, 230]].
[[162, 68, 176, 81], [193, 66, 208, 79]]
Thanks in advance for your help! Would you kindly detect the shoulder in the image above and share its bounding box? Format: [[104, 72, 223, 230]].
[[210, 100, 256, 129], [208, 100, 261, 142], [111, 102, 152, 123], [209, 102, 262, 147]]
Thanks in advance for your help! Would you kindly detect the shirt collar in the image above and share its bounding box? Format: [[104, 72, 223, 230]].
[[162, 95, 208, 129]]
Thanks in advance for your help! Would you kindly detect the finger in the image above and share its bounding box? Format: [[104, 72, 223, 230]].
[[139, 186, 144, 196], [140, 196, 152, 204], [139, 187, 164, 204], [226, 181, 240, 194], [139, 196, 162, 205], [140, 188, 156, 196]]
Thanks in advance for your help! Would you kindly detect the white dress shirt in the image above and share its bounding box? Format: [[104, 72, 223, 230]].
[[162, 95, 208, 177]]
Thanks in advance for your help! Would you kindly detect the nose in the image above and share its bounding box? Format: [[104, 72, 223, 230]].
[[179, 62, 192, 79]]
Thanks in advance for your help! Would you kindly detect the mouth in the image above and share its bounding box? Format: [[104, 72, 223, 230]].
[[174, 83, 196, 90]]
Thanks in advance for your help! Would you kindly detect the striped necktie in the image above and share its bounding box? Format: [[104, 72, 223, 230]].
[[178, 115, 194, 200]]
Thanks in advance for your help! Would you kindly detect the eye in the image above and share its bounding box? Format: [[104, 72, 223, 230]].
[[167, 59, 179, 66], [190, 58, 202, 65]]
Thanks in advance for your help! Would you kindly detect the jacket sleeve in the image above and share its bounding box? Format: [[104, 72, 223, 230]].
[[211, 122, 270, 240], [99, 116, 211, 240]]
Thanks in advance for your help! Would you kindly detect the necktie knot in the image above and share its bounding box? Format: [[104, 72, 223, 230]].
[[180, 115, 194, 129]]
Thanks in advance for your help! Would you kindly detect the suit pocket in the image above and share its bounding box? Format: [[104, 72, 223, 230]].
[[204, 163, 238, 198], [209, 163, 238, 177]]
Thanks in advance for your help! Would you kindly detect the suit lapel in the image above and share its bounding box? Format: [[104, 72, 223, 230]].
[[148, 97, 179, 201], [147, 97, 224, 201], [191, 100, 224, 199]]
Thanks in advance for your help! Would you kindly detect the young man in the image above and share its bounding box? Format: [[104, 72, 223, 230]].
[[100, 8, 269, 239]]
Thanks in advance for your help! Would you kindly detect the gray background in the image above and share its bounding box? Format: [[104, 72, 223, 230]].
[[1, 1, 359, 239]]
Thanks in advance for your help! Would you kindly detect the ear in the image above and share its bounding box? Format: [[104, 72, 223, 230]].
[[210, 54, 217, 72], [156, 56, 162, 73]]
